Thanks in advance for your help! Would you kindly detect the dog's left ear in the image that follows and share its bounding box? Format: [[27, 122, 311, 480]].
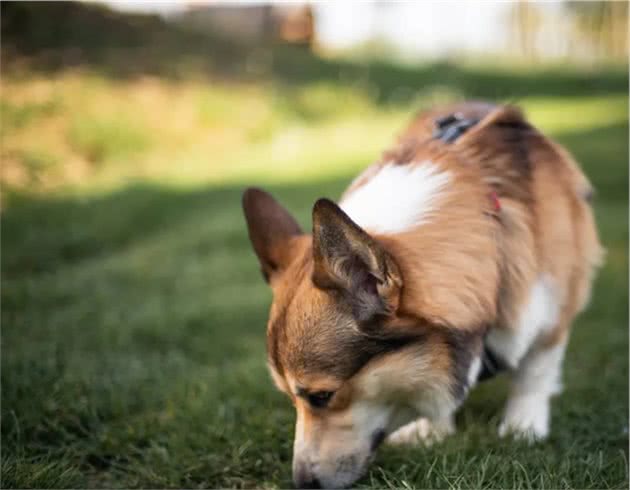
[[312, 199, 402, 323], [242, 187, 303, 283]]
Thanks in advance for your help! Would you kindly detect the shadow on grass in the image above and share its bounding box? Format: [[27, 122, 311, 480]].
[[0, 177, 347, 279], [2, 1, 628, 106]]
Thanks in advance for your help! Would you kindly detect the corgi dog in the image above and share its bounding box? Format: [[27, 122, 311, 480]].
[[242, 102, 602, 489]]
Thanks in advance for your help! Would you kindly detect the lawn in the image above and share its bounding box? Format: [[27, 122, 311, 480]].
[[1, 22, 629, 489]]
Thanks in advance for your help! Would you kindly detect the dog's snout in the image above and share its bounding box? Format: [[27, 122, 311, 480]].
[[293, 461, 321, 489], [293, 476, 321, 489]]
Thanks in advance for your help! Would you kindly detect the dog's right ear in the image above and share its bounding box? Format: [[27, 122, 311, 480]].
[[312, 199, 402, 324], [242, 188, 303, 283]]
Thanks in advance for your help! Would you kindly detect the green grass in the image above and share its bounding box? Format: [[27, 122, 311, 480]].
[[0, 97, 61, 134], [68, 115, 151, 166], [1, 18, 629, 487]]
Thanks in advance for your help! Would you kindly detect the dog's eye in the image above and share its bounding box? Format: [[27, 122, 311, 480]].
[[307, 391, 334, 408]]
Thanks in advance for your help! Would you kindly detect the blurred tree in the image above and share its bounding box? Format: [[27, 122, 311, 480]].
[[508, 0, 628, 63], [510, 0, 542, 60], [566, 1, 628, 61]]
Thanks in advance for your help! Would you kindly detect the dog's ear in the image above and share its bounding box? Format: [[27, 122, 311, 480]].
[[312, 199, 402, 323], [242, 188, 303, 283]]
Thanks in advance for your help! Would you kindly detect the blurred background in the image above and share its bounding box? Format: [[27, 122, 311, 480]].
[[1, 1, 628, 192], [2, 1, 628, 489]]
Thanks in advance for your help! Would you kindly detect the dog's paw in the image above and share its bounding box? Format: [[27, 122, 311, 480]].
[[499, 394, 549, 442], [386, 417, 454, 447]]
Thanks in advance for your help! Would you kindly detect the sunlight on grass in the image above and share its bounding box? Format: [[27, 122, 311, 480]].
[[68, 115, 151, 166], [2, 71, 627, 200]]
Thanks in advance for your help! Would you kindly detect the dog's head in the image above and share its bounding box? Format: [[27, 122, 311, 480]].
[[242, 188, 463, 488]]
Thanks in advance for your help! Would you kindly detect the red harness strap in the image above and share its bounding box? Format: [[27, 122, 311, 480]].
[[489, 190, 501, 212]]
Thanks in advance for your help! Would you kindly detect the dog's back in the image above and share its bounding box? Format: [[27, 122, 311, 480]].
[[345, 102, 602, 345]]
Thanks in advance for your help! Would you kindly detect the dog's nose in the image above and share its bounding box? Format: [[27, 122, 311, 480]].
[[293, 476, 321, 489], [293, 466, 321, 489]]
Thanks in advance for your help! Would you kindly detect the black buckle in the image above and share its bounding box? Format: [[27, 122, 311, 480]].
[[433, 113, 479, 143]]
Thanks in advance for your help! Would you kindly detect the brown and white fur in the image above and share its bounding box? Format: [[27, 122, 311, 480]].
[[242, 102, 603, 489]]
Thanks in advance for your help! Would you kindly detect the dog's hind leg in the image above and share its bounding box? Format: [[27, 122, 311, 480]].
[[498, 332, 568, 441]]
